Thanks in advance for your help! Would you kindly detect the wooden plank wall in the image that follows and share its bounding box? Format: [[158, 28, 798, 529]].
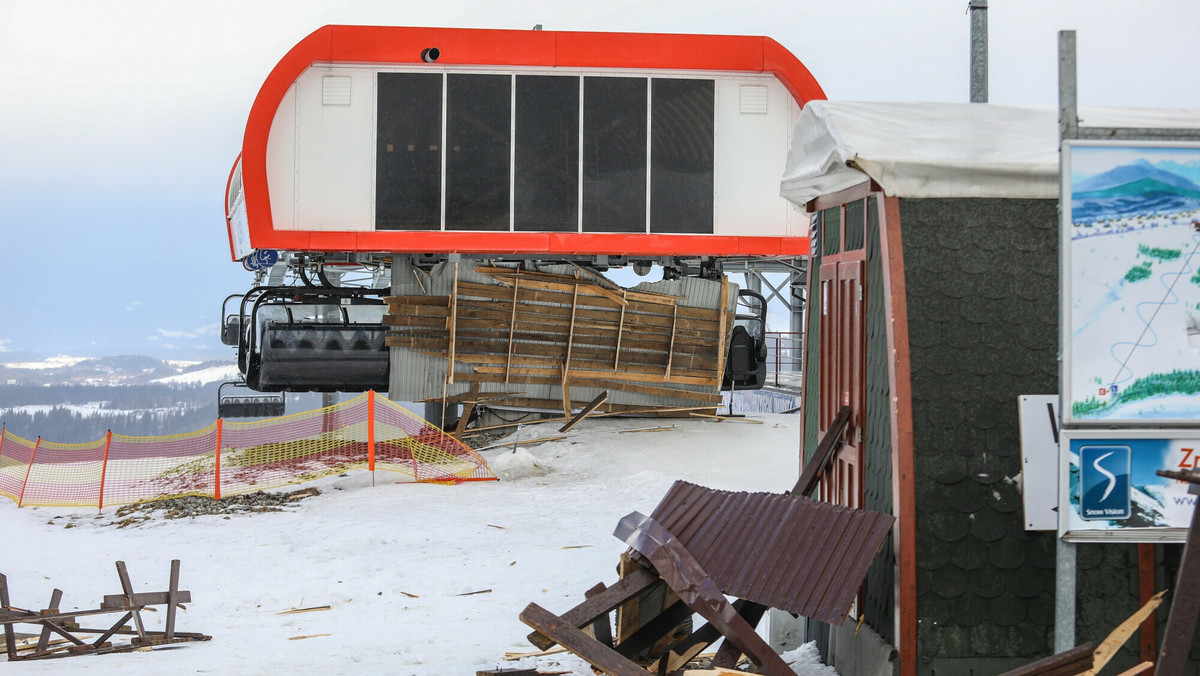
[[385, 267, 729, 413]]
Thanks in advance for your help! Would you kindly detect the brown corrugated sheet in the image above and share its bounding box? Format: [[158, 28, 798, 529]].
[[645, 480, 895, 625]]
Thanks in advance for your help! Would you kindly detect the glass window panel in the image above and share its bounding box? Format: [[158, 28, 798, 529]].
[[844, 199, 865, 251], [515, 76, 579, 232], [583, 77, 647, 233], [822, 206, 841, 255], [650, 79, 714, 234], [376, 73, 442, 230], [446, 73, 512, 231]]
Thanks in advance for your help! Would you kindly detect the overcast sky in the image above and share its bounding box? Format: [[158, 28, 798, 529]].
[[0, 0, 1197, 360]]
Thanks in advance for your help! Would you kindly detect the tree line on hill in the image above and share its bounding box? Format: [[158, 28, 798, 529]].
[[0, 384, 218, 444]]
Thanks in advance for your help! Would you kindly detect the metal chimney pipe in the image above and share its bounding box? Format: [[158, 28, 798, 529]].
[[969, 0, 988, 102]]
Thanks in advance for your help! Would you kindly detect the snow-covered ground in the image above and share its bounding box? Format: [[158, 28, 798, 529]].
[[0, 413, 836, 675], [1, 356, 89, 371], [150, 363, 240, 386]]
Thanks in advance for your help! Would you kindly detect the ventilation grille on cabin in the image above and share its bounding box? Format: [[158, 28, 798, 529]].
[[323, 76, 352, 106]]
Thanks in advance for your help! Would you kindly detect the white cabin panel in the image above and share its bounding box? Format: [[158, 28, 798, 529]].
[[266, 83, 298, 230], [293, 67, 376, 231], [713, 76, 798, 238]]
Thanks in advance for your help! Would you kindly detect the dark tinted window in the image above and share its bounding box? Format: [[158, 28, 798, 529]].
[[515, 76, 579, 231], [376, 73, 442, 230], [844, 199, 865, 251], [446, 74, 511, 231], [650, 79, 714, 234], [583, 77, 646, 233]]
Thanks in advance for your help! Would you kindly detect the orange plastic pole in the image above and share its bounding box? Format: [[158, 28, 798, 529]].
[[368, 390, 376, 474], [97, 430, 112, 511], [17, 436, 40, 508], [214, 418, 223, 500]]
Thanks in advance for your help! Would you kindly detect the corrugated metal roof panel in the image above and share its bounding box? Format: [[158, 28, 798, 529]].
[[645, 480, 895, 625]]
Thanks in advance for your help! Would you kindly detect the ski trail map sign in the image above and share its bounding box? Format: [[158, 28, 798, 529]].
[[1062, 141, 1200, 425]]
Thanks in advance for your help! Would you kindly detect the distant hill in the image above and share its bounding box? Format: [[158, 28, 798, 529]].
[[0, 354, 238, 387], [0, 354, 325, 443]]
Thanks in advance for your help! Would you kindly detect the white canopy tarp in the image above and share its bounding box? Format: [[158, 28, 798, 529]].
[[780, 101, 1200, 207]]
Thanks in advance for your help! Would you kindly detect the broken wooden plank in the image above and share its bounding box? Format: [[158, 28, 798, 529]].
[[526, 567, 660, 651], [504, 646, 568, 660], [790, 405, 852, 498], [560, 391, 609, 433], [100, 590, 193, 610], [997, 643, 1095, 676], [447, 263, 459, 385], [1087, 591, 1165, 675], [453, 383, 481, 439], [715, 276, 729, 386], [618, 425, 676, 433], [688, 412, 765, 424], [35, 588, 62, 654], [1, 574, 17, 661], [275, 605, 332, 615], [114, 562, 146, 642], [473, 435, 568, 452], [505, 278, 520, 384], [519, 603, 647, 676]]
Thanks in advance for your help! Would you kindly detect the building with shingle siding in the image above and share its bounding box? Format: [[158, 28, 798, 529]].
[[781, 101, 1200, 676]]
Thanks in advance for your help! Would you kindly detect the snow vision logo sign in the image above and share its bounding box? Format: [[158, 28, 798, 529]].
[[1080, 445, 1132, 520]]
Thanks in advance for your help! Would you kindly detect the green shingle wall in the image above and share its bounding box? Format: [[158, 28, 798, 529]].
[[864, 196, 896, 646], [902, 198, 1061, 667]]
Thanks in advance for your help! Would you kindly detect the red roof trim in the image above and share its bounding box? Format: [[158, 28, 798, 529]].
[[240, 25, 825, 258]]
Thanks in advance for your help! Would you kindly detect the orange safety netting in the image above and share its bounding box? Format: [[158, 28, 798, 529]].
[[0, 392, 495, 510]]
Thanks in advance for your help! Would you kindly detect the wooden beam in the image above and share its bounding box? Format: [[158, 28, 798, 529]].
[[791, 405, 852, 498], [561, 367, 572, 419], [519, 603, 647, 676], [526, 567, 660, 651], [447, 262, 459, 385], [583, 583, 613, 646], [1, 575, 17, 660], [565, 284, 580, 370], [715, 276, 729, 386], [505, 278, 519, 384], [614, 304, 625, 370], [665, 304, 678, 381], [114, 562, 146, 642], [560, 392, 609, 433], [453, 384, 481, 439], [36, 588, 63, 653]]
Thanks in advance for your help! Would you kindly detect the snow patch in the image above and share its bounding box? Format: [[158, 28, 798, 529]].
[[782, 641, 841, 675], [152, 364, 240, 385], [3, 355, 89, 370], [487, 447, 549, 480]]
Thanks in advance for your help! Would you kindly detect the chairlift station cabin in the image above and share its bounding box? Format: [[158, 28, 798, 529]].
[[223, 25, 822, 409], [226, 25, 824, 260]]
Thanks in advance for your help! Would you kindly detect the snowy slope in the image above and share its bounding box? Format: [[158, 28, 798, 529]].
[[0, 414, 837, 675]]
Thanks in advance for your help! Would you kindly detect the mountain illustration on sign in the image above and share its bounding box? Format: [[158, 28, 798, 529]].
[[1073, 159, 1200, 222]]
